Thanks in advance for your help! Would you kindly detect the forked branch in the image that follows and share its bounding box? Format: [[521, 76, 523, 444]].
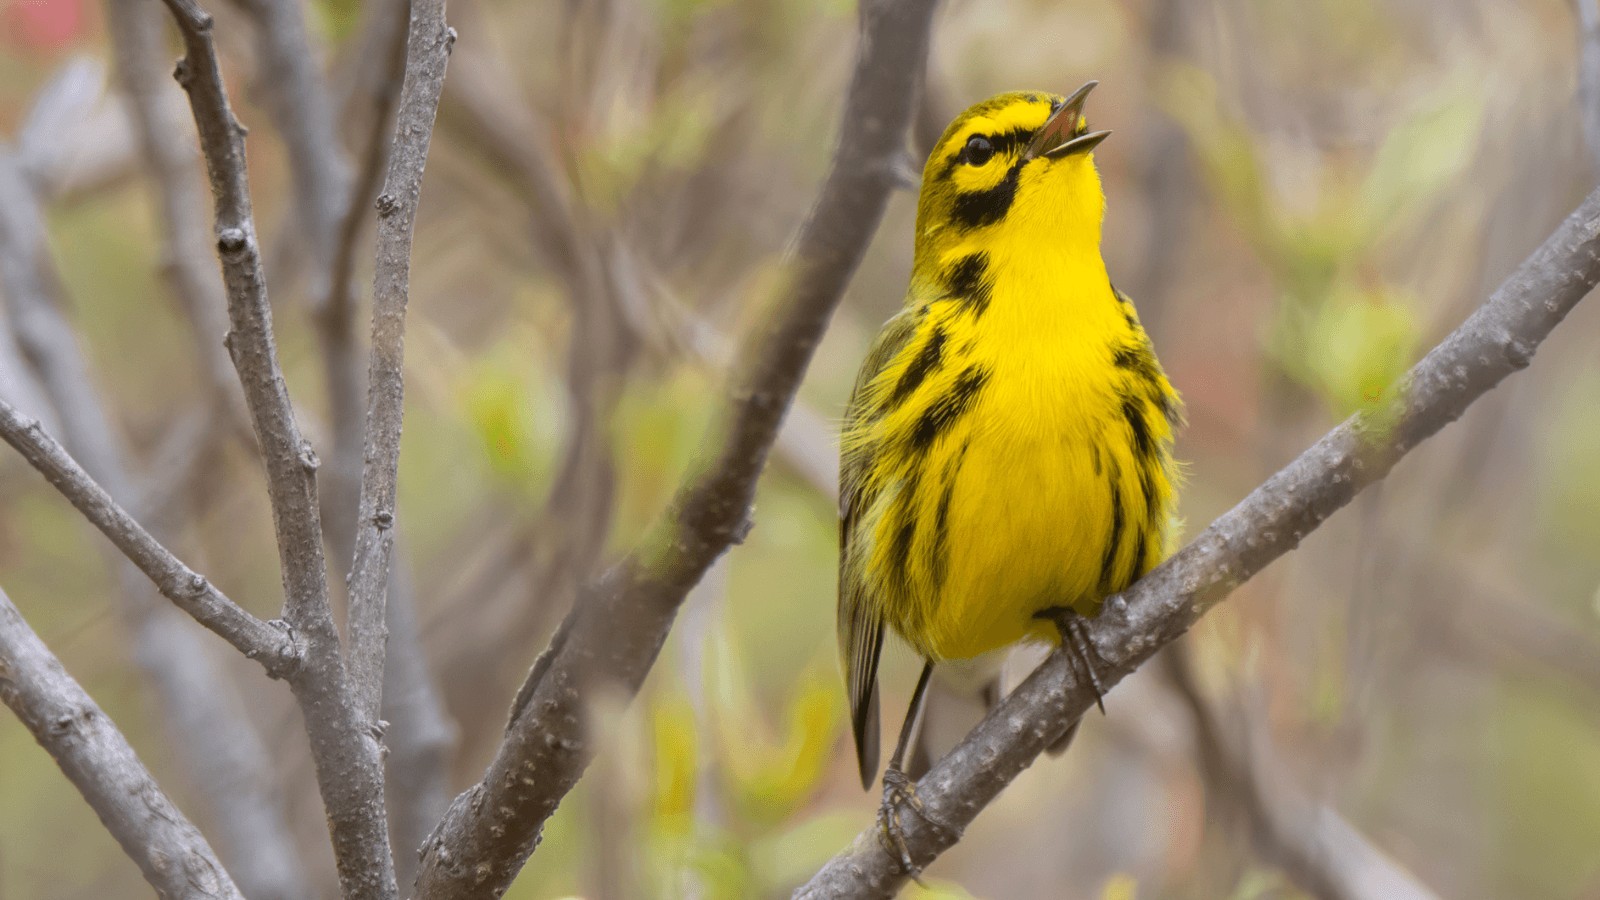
[[157, 0, 396, 895]]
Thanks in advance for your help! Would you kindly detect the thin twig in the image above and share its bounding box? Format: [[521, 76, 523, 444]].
[[0, 399, 298, 674], [412, 1, 936, 895], [157, 1, 397, 895], [0, 586, 245, 900], [347, 0, 454, 727], [795, 182, 1600, 897], [1162, 644, 1438, 900]]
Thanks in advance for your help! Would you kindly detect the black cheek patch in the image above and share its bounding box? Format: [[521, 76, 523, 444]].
[[952, 164, 1021, 229]]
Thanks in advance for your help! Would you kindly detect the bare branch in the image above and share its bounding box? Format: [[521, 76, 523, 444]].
[[0, 400, 297, 673], [160, 0, 330, 639], [0, 96, 311, 891], [795, 183, 1600, 896], [0, 586, 244, 900], [1162, 644, 1438, 900], [157, 1, 397, 894], [412, 1, 936, 895], [347, 0, 454, 726]]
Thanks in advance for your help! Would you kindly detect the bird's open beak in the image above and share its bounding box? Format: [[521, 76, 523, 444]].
[[1024, 80, 1112, 160]]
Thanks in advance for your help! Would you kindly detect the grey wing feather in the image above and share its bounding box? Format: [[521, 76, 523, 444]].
[[838, 308, 918, 790]]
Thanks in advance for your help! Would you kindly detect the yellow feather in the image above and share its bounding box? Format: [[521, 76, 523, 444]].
[[838, 88, 1181, 783]]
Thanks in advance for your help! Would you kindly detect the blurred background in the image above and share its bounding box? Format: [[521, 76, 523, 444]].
[[2, 0, 1599, 897]]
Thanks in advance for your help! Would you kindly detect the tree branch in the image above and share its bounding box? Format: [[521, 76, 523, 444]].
[[795, 182, 1600, 896], [157, 1, 397, 895], [0, 586, 244, 900], [0, 117, 311, 895], [0, 399, 298, 674], [347, 0, 454, 726], [412, 1, 936, 895]]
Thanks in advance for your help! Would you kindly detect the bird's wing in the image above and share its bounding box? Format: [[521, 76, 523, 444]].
[[839, 306, 919, 790]]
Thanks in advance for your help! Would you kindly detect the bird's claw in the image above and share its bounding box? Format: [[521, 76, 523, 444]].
[[1036, 606, 1107, 714], [877, 767, 959, 880]]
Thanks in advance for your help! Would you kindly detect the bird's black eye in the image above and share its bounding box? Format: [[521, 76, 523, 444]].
[[963, 135, 994, 166]]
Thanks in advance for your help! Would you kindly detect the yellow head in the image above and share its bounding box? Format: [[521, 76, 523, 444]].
[[913, 83, 1111, 277]]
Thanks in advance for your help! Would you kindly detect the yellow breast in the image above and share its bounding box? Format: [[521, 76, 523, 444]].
[[852, 244, 1177, 661]]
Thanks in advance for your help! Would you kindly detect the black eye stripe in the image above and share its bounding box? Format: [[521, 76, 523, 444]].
[[940, 126, 1038, 178]]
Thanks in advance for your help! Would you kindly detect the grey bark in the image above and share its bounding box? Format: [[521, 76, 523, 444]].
[[0, 585, 245, 900]]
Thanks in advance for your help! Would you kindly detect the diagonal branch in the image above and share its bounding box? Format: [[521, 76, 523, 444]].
[[0, 398, 299, 675], [412, 1, 938, 895], [347, 0, 454, 727], [157, 1, 397, 895], [796, 183, 1600, 897], [0, 586, 244, 900]]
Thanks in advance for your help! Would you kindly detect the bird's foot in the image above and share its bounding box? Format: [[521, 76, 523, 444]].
[[1035, 605, 1107, 714], [877, 766, 960, 879]]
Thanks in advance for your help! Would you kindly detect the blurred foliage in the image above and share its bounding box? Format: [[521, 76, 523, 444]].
[[2, 0, 1599, 897]]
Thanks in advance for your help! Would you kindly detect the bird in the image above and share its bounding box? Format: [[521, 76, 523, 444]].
[[837, 82, 1181, 870]]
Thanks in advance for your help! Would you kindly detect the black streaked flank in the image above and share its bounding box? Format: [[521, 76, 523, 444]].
[[928, 439, 969, 590], [1123, 395, 1154, 460], [945, 253, 993, 315], [1139, 462, 1158, 521], [1099, 463, 1126, 595], [890, 327, 945, 406], [887, 468, 922, 586], [1126, 530, 1149, 588], [952, 164, 1021, 229], [1113, 341, 1159, 383], [911, 365, 990, 450]]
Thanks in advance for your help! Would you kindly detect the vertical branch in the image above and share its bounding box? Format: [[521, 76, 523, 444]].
[[233, 0, 457, 874], [347, 0, 454, 725], [156, 1, 397, 895], [413, 1, 938, 895], [0, 587, 245, 900]]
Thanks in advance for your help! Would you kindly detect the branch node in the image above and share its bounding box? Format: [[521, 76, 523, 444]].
[[215, 227, 248, 256], [373, 509, 394, 529], [172, 58, 193, 88], [297, 442, 320, 472], [375, 192, 400, 217]]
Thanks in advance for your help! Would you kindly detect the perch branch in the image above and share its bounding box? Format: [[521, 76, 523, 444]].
[[412, 1, 937, 896], [795, 182, 1600, 896], [0, 586, 244, 900]]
